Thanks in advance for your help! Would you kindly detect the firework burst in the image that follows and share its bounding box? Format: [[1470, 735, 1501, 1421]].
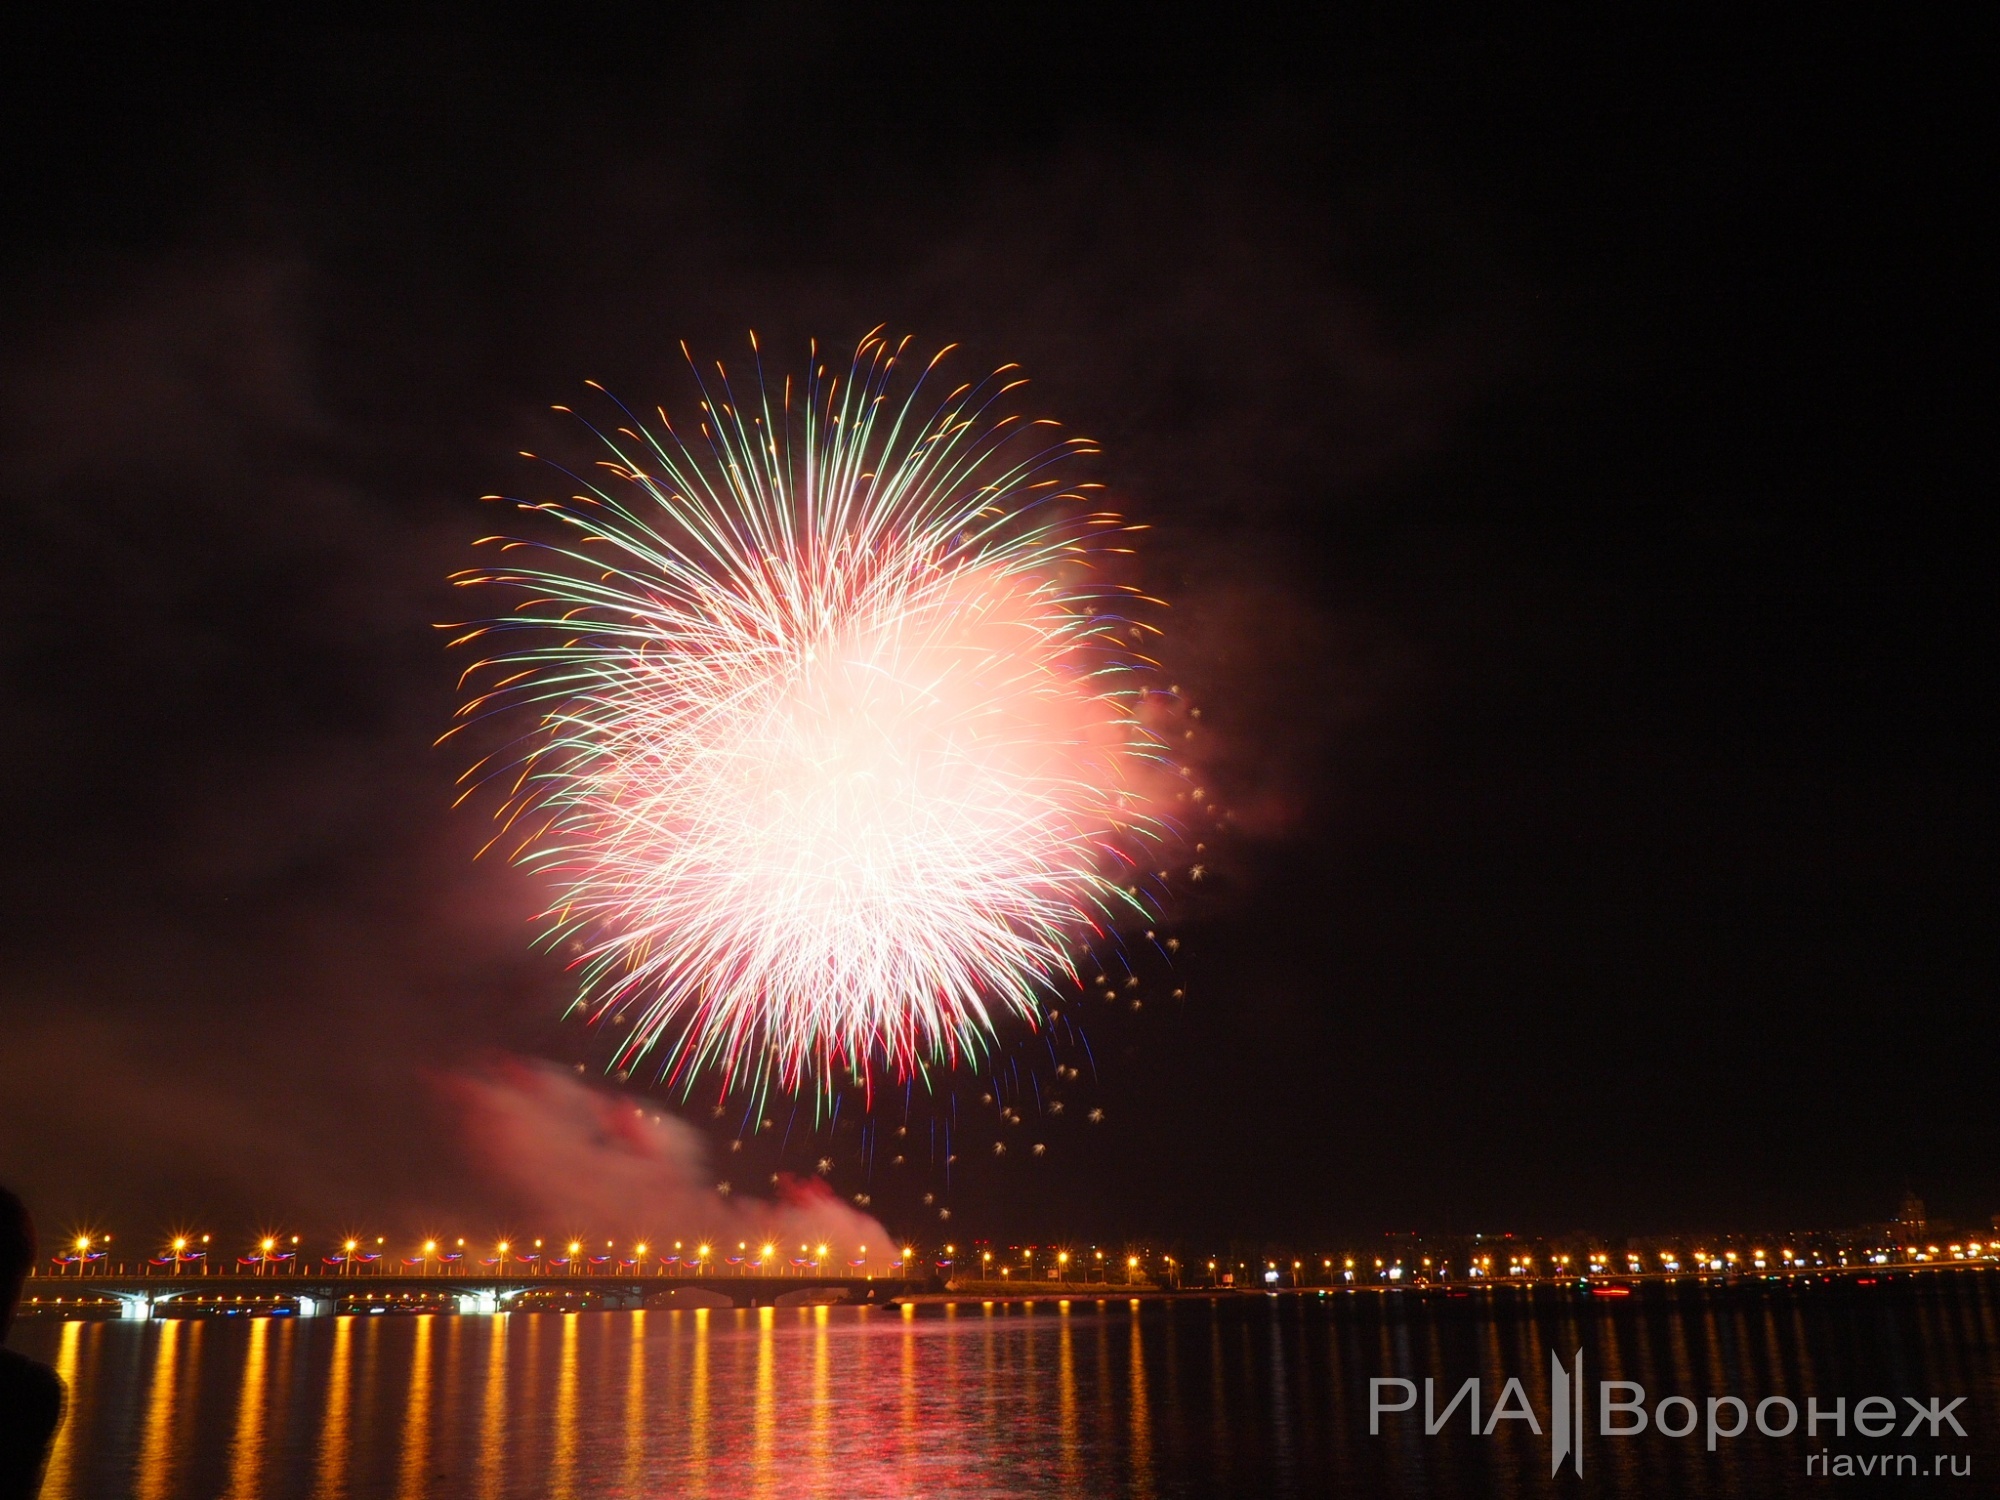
[[446, 331, 1173, 1103]]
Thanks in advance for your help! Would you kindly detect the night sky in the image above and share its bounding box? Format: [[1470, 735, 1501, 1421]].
[[0, 10, 1986, 1249]]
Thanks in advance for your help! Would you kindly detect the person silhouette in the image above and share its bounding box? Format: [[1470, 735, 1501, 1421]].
[[0, 1186, 64, 1500]]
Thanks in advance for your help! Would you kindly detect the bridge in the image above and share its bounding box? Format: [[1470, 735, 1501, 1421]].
[[23, 1272, 933, 1320]]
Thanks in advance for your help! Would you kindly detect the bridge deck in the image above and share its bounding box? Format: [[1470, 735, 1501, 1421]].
[[24, 1272, 930, 1313]]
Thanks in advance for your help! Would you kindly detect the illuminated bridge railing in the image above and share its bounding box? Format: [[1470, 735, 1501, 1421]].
[[23, 1269, 932, 1319]]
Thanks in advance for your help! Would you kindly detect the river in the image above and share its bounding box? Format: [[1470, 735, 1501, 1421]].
[[10, 1274, 1998, 1496]]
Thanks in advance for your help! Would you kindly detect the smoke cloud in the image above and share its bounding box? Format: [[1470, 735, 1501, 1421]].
[[441, 1056, 894, 1254]]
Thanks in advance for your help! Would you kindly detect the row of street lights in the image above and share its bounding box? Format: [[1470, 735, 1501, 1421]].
[[49, 1233, 918, 1277], [55, 1230, 1184, 1287], [968, 1248, 1159, 1285]]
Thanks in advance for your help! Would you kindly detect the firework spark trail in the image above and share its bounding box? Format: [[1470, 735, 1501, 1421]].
[[446, 330, 1173, 1104]]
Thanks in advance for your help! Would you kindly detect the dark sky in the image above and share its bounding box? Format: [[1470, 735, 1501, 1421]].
[[0, 8, 1987, 1251]]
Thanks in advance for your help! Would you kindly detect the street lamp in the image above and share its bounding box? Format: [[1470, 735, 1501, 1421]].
[[1057, 1251, 1069, 1284], [423, 1240, 438, 1278], [344, 1239, 359, 1278], [73, 1236, 90, 1278], [1127, 1255, 1138, 1286], [259, 1238, 277, 1278], [568, 1241, 582, 1277], [495, 1241, 509, 1275]]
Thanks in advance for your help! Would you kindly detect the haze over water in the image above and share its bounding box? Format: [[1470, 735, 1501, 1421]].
[[12, 1276, 1999, 1497]]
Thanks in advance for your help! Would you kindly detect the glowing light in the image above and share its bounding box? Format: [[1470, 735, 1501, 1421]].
[[452, 333, 1173, 1098]]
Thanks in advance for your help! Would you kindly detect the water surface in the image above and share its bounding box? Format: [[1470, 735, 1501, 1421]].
[[12, 1275, 1997, 1497]]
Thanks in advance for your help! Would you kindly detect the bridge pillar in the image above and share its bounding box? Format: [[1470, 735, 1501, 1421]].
[[113, 1294, 153, 1321], [457, 1291, 500, 1315], [295, 1295, 330, 1318]]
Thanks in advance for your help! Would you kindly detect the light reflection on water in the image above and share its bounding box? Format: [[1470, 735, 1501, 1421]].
[[11, 1277, 2000, 1498]]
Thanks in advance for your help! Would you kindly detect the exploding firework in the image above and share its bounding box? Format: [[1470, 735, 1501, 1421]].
[[446, 331, 1174, 1103]]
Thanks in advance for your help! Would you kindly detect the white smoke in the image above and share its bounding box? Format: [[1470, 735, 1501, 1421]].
[[441, 1055, 895, 1257]]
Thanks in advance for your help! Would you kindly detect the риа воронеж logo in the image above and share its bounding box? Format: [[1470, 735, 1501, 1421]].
[[1371, 1351, 1969, 1477]]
